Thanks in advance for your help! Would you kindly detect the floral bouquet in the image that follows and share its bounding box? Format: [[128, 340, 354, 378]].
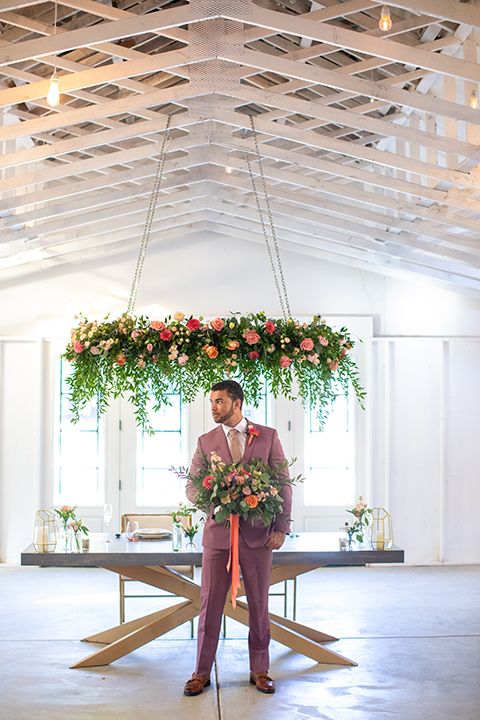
[[67, 517, 89, 550], [53, 505, 78, 535], [177, 451, 302, 527], [170, 502, 203, 541], [342, 496, 372, 545]]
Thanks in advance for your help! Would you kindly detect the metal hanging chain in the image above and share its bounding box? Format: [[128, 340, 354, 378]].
[[127, 114, 171, 315], [244, 150, 287, 321], [248, 114, 292, 320]]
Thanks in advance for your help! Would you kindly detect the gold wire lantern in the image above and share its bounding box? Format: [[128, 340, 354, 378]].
[[33, 510, 57, 553], [369, 508, 393, 550]]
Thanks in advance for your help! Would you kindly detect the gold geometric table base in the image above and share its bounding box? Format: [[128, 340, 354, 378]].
[[71, 563, 356, 669]]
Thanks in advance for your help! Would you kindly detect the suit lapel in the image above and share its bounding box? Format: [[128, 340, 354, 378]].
[[241, 421, 259, 464]]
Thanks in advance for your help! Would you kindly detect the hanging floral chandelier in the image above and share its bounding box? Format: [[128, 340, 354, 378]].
[[64, 310, 364, 431], [63, 116, 365, 430]]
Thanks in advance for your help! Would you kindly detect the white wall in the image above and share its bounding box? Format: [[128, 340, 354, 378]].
[[1, 232, 479, 564]]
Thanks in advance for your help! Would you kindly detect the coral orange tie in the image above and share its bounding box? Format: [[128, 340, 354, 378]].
[[228, 428, 242, 462]]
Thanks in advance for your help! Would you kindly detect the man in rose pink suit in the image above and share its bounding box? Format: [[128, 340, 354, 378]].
[[184, 379, 292, 697]]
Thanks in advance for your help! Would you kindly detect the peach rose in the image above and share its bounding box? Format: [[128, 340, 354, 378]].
[[328, 359, 339, 371], [150, 320, 165, 331], [178, 353, 188, 365], [116, 353, 126, 365], [210, 318, 225, 331], [300, 337, 314, 352], [90, 346, 100, 355], [243, 330, 260, 345], [174, 311, 185, 322], [319, 336, 329, 347], [227, 340, 239, 350], [204, 345, 219, 359], [245, 495, 259, 508], [280, 355, 292, 368]]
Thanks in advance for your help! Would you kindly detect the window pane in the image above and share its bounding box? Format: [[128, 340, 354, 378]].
[[243, 379, 271, 426], [54, 357, 103, 506], [136, 393, 187, 507], [304, 391, 354, 507], [139, 469, 185, 507]]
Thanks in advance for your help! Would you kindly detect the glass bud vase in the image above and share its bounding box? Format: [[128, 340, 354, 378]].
[[172, 522, 182, 551]]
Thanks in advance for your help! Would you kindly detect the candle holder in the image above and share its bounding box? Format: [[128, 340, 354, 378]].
[[33, 510, 57, 553], [369, 508, 393, 550]]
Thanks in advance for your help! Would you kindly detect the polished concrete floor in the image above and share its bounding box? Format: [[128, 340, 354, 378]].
[[0, 564, 479, 720]]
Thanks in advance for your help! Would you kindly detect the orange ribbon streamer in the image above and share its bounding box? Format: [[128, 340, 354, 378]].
[[226, 513, 241, 609]]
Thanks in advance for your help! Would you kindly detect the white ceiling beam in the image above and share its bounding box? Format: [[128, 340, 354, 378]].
[[0, 118, 173, 170], [0, 5, 204, 66], [223, 48, 480, 124], [221, 111, 480, 195], [0, 84, 190, 143], [225, 5, 480, 83], [229, 84, 480, 162], [0, 48, 190, 107], [388, 0, 480, 29]]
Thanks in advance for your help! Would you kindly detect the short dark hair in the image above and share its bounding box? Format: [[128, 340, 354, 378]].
[[211, 380, 244, 407]]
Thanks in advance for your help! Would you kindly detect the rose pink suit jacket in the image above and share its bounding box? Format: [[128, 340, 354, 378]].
[[186, 421, 292, 546]]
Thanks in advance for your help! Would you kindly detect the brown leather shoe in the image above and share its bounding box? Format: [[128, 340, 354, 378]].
[[183, 674, 211, 696], [250, 671, 275, 694]]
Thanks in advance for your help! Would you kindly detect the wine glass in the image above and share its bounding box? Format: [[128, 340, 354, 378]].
[[103, 503, 113, 543], [125, 520, 139, 541]]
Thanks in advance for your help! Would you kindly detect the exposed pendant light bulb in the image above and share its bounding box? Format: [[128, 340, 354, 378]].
[[225, 166, 233, 174], [379, 5, 392, 31], [470, 90, 479, 109], [46, 72, 60, 107]]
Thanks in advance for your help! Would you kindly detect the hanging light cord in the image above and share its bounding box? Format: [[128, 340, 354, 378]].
[[127, 114, 171, 314], [245, 114, 291, 320]]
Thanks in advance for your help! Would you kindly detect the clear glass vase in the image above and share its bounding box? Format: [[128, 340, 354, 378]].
[[172, 522, 183, 551]]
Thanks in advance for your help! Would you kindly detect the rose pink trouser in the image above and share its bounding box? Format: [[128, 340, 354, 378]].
[[195, 535, 273, 676]]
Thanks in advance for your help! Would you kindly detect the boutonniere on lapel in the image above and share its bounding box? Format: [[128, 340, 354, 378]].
[[246, 425, 260, 446]]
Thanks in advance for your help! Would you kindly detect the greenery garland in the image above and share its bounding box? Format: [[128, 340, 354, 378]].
[[63, 311, 365, 430]]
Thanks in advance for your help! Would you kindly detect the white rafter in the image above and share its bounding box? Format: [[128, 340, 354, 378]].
[[0, 0, 480, 294]]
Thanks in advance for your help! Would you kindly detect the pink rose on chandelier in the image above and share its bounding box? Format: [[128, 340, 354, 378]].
[[280, 355, 292, 368], [227, 340, 239, 350], [160, 329, 173, 342], [73, 341, 83, 353], [150, 320, 165, 331], [328, 358, 339, 371], [243, 330, 260, 345], [300, 338, 314, 352], [90, 346, 100, 355], [146, 343, 153, 352], [319, 336, 328, 347], [187, 318, 200, 331], [178, 354, 189, 366], [248, 351, 259, 360], [174, 311, 185, 322], [210, 318, 225, 331], [116, 354, 126, 366]]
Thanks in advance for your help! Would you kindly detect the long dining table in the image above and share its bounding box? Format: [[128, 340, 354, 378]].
[[21, 532, 404, 669]]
